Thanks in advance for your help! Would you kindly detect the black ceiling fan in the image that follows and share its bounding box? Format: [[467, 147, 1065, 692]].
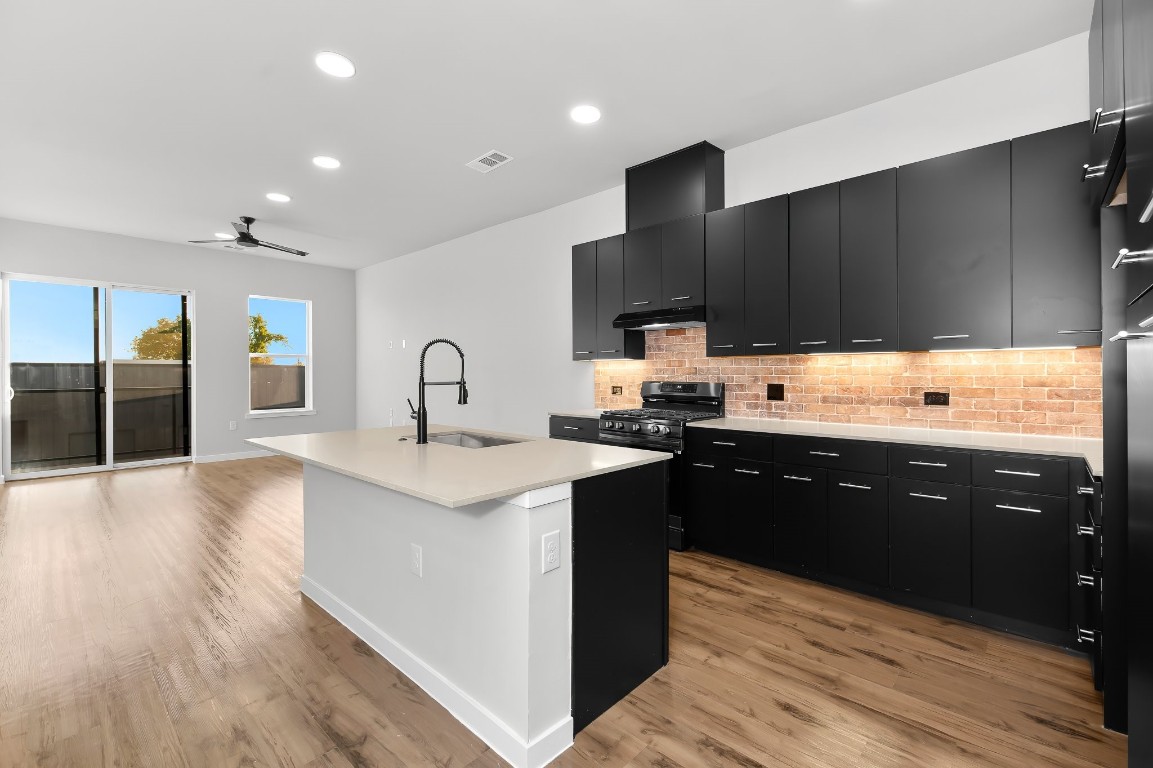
[[189, 216, 309, 257]]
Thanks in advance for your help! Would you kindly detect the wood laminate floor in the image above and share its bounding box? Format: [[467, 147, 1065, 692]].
[[0, 457, 1127, 767]]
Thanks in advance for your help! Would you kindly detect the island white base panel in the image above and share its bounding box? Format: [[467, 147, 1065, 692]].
[[300, 464, 574, 768]]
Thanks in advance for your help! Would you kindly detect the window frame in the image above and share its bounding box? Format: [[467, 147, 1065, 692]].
[[246, 295, 314, 418]]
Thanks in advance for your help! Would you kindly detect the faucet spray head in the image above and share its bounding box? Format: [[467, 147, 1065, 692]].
[[458, 380, 469, 405]]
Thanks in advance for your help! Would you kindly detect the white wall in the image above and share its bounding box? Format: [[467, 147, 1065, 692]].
[[0, 217, 356, 459], [358, 35, 1088, 435]]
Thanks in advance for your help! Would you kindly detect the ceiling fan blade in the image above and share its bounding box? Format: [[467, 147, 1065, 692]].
[[256, 240, 309, 258], [188, 239, 232, 243], [232, 221, 249, 235]]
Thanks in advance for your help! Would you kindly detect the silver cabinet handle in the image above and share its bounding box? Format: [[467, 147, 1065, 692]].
[[809, 450, 839, 457], [691, 463, 715, 469], [783, 475, 812, 482], [1112, 248, 1153, 269], [631, 300, 651, 306], [1082, 163, 1108, 181], [1057, 329, 1102, 335], [734, 468, 761, 475], [599, 349, 620, 353], [838, 482, 872, 490], [712, 344, 735, 349], [909, 461, 947, 468], [932, 334, 970, 340], [1077, 486, 1096, 496], [1075, 572, 1097, 588], [574, 351, 593, 355], [751, 343, 777, 347], [1077, 525, 1096, 536], [996, 504, 1042, 514], [670, 295, 692, 301], [851, 339, 883, 344], [563, 426, 581, 431], [1091, 107, 1104, 134], [994, 469, 1040, 478], [799, 340, 827, 346], [712, 441, 737, 446], [909, 492, 947, 501], [1076, 627, 1096, 644], [1141, 191, 1153, 224], [1110, 331, 1153, 342]]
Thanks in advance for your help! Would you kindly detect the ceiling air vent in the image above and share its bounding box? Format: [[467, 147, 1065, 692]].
[[467, 150, 514, 174]]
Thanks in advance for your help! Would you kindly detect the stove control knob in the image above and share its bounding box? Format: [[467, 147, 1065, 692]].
[[658, 426, 671, 436], [648, 424, 661, 434], [630, 424, 641, 432], [614, 421, 624, 429]]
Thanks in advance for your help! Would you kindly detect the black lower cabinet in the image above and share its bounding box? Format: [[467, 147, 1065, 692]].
[[889, 478, 971, 605], [773, 464, 828, 571], [971, 488, 1068, 629], [683, 456, 773, 564], [571, 462, 668, 734], [827, 471, 889, 587]]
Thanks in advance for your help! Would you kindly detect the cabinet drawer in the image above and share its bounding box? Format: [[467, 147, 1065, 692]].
[[685, 428, 773, 461], [549, 416, 600, 443], [972, 488, 1069, 629], [890, 446, 971, 484], [775, 436, 887, 474], [972, 453, 1069, 495]]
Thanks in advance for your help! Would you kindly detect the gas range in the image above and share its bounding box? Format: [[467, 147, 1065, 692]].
[[598, 382, 725, 453]]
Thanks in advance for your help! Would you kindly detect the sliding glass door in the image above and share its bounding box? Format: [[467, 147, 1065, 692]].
[[4, 277, 191, 478]]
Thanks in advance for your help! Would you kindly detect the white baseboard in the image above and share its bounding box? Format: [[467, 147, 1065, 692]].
[[193, 449, 273, 464], [301, 575, 573, 768]]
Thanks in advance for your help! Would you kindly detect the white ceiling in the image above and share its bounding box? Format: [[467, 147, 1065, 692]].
[[0, 0, 1092, 270]]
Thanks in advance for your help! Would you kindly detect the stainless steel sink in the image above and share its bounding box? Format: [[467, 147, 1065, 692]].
[[413, 432, 525, 449]]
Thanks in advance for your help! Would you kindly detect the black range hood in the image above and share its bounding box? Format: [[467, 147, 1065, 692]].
[[613, 305, 706, 330]]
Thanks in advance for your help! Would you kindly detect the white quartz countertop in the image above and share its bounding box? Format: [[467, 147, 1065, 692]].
[[549, 409, 605, 419], [247, 425, 670, 508], [692, 417, 1104, 476]]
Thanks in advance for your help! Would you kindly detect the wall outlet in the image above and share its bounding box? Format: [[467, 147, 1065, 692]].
[[542, 530, 561, 574], [389, 407, 394, 426], [389, 340, 394, 349], [410, 543, 422, 577], [611, 386, 623, 395], [924, 391, 950, 406], [766, 383, 785, 401], [228, 420, 237, 431]]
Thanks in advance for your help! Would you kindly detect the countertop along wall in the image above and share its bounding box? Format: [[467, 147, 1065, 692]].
[[356, 35, 1089, 436], [0, 217, 357, 462]]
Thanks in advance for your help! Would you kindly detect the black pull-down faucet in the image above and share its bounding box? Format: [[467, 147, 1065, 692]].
[[410, 338, 468, 444]]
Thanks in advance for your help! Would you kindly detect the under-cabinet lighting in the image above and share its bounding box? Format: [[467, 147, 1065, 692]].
[[266, 192, 291, 203], [316, 51, 355, 78], [312, 155, 341, 169], [639, 323, 672, 329]]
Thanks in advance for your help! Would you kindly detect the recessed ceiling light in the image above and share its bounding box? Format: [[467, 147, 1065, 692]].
[[214, 232, 233, 239], [266, 192, 291, 203], [312, 155, 341, 169], [570, 105, 601, 124], [315, 51, 355, 78]]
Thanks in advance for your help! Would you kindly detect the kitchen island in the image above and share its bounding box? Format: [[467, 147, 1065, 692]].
[[248, 425, 671, 768]]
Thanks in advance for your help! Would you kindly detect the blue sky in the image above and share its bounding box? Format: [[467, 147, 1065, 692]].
[[8, 281, 306, 363]]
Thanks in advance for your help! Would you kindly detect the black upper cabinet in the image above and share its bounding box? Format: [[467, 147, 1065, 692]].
[[789, 183, 840, 353], [897, 142, 1012, 352], [572, 241, 598, 361], [662, 215, 705, 307], [1088, 0, 1125, 206], [1124, 0, 1153, 316], [705, 205, 746, 356], [1011, 123, 1101, 347], [595, 236, 628, 359], [626, 142, 724, 232], [623, 225, 662, 310], [840, 169, 897, 353], [745, 196, 790, 353]]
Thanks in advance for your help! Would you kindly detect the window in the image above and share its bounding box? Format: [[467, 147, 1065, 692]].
[[248, 296, 312, 414]]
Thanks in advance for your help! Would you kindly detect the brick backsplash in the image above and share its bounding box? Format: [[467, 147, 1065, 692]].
[[592, 328, 1103, 438]]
